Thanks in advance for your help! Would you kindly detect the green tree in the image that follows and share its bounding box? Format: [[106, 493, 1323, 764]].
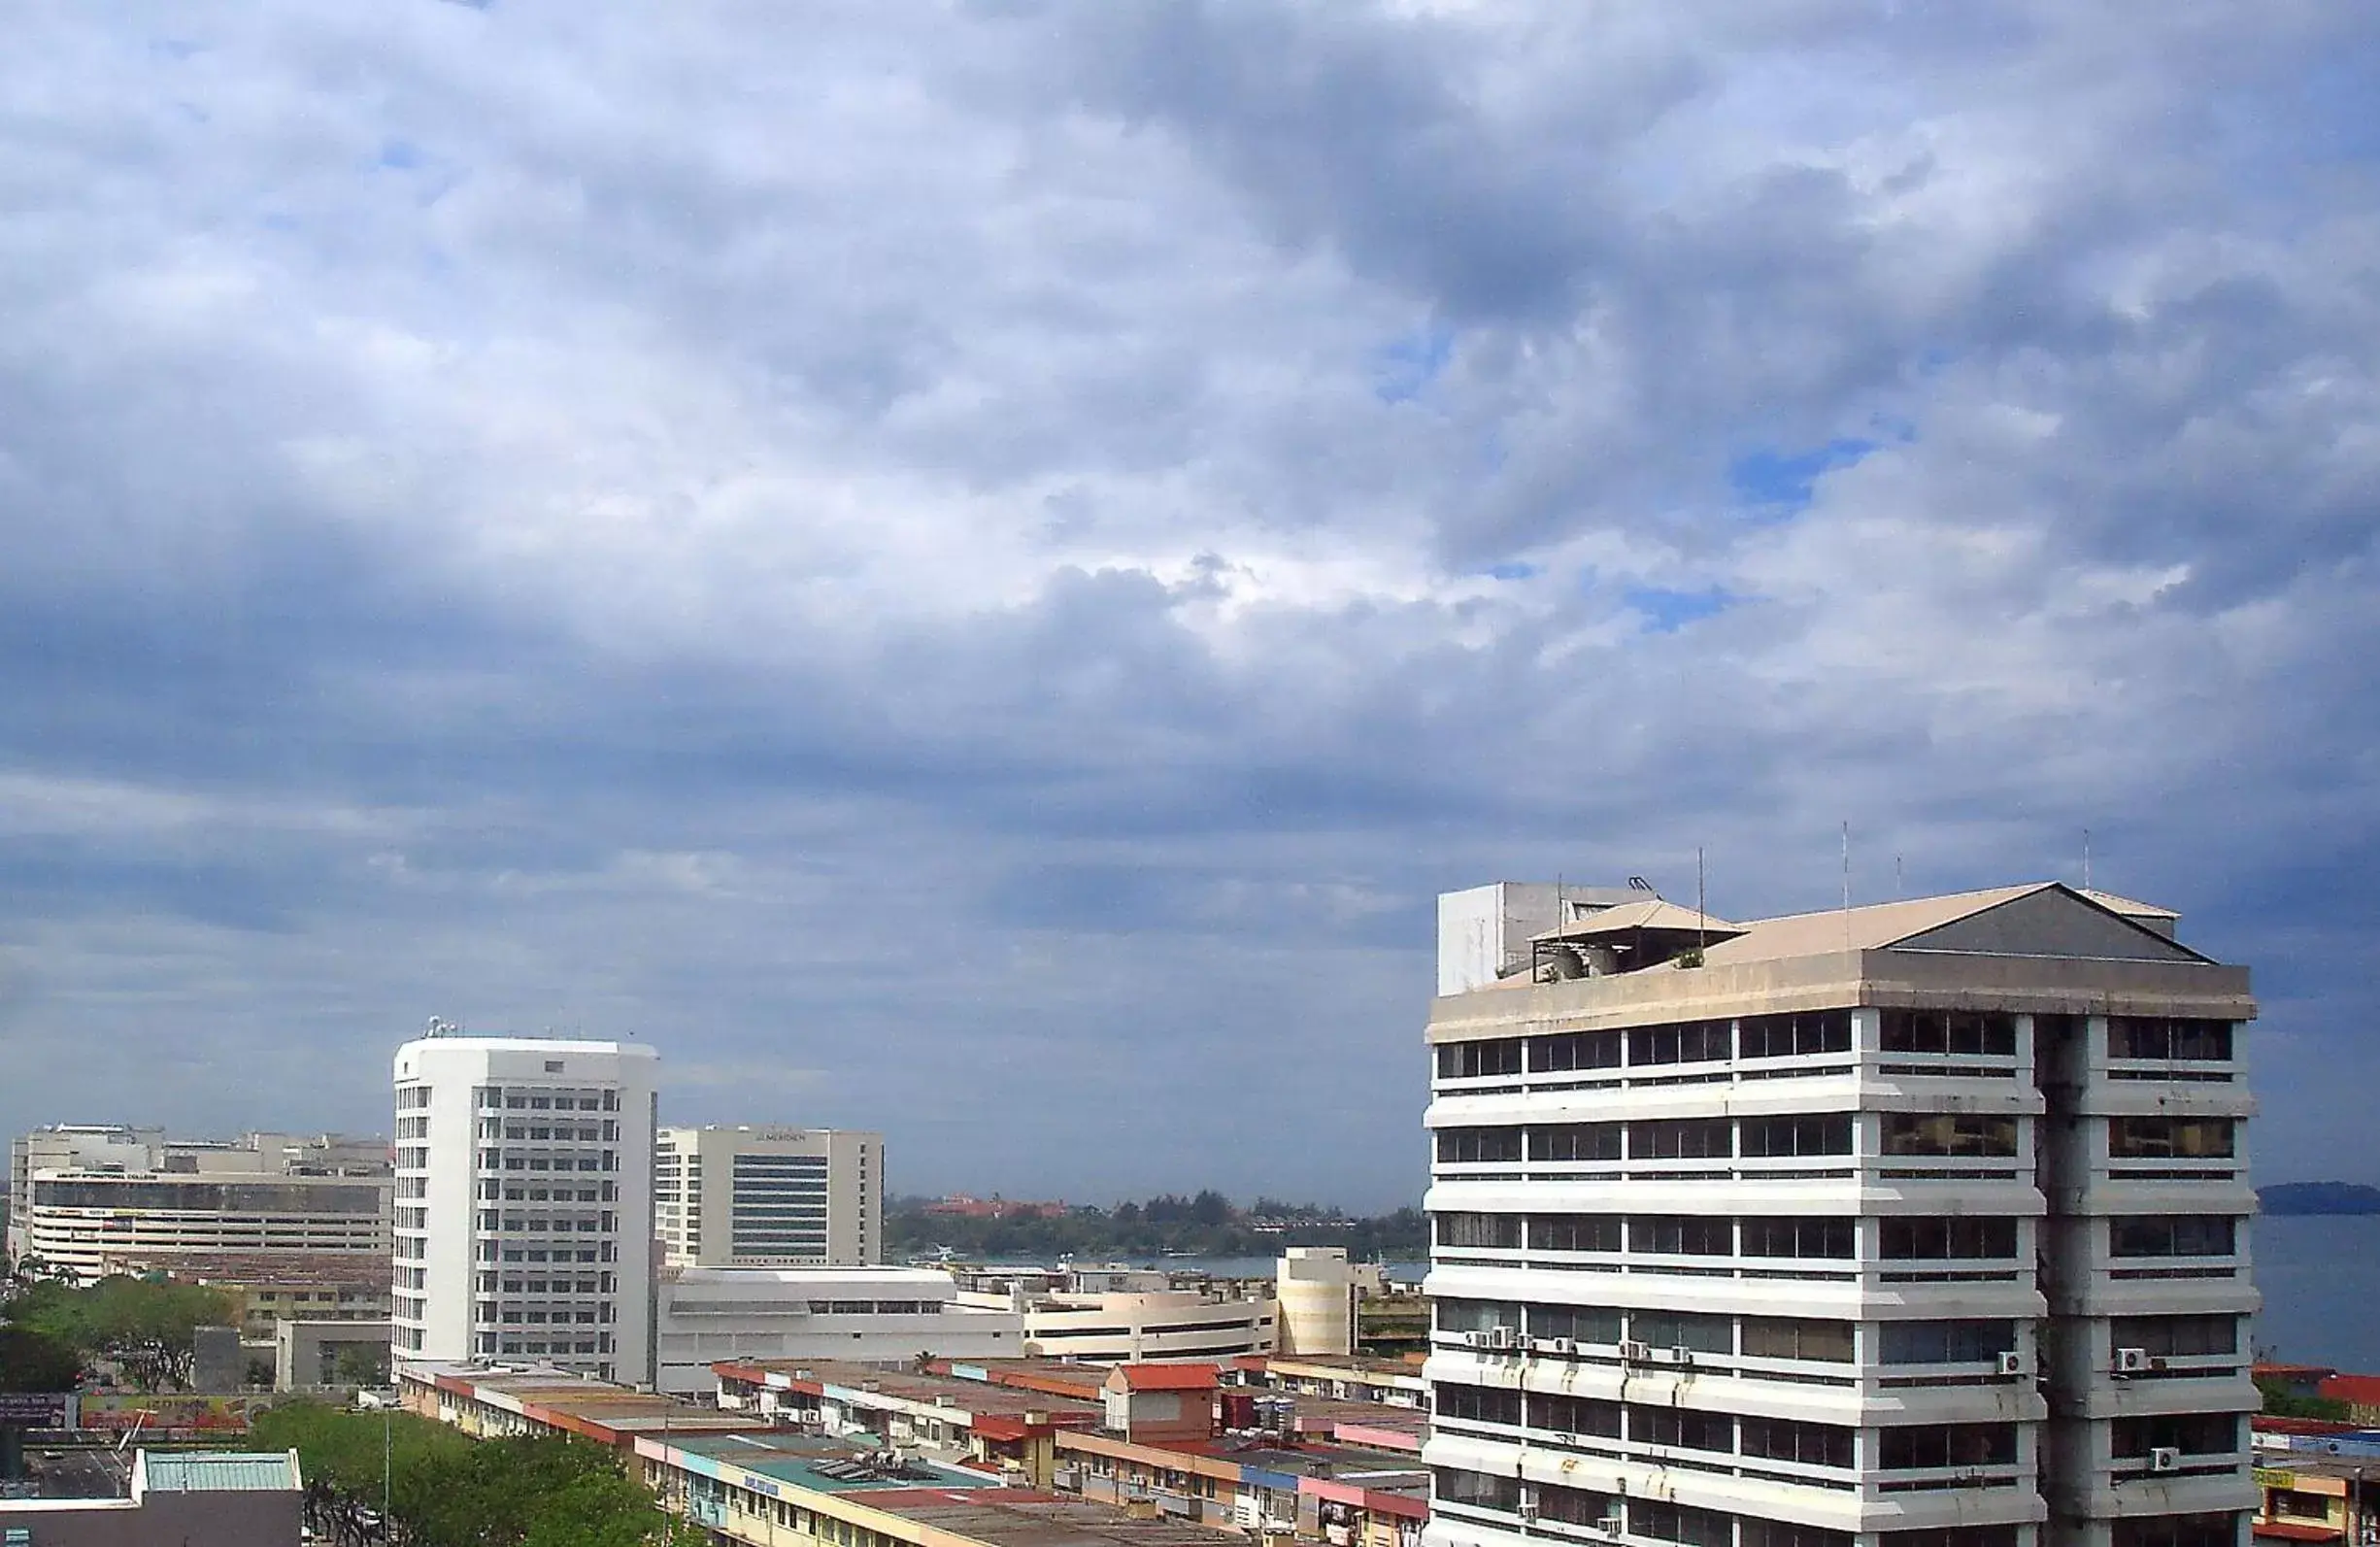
[[0, 1325, 83, 1392], [6, 1275, 238, 1390], [332, 1344, 389, 1389], [2257, 1375, 2352, 1422]]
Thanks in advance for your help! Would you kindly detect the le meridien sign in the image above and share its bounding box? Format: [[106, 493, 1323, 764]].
[[0, 1393, 77, 1426]]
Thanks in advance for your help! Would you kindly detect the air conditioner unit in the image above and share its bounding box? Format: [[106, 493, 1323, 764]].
[[1668, 1346, 1693, 1366], [1518, 1488, 1539, 1521], [1551, 1337, 1577, 1355], [1997, 1351, 2028, 1376], [1591, 1516, 1626, 1537], [1619, 1340, 1653, 1362], [1461, 1330, 1487, 1349], [2114, 1347, 2151, 1374], [2150, 1447, 2182, 1473], [1488, 1327, 1519, 1351]]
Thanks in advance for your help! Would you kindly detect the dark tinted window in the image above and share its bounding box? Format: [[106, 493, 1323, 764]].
[[1631, 1216, 1731, 1255], [1435, 1212, 1520, 1249], [1529, 1392, 1622, 1436], [1880, 1009, 2017, 1056], [2110, 1216, 2236, 1258], [1744, 1527, 1855, 1547], [1739, 1010, 1853, 1059], [1740, 1417, 1854, 1467], [1530, 1123, 1622, 1161], [1529, 1214, 1621, 1253], [1880, 1320, 2016, 1362], [2108, 1019, 2233, 1060], [2111, 1517, 2236, 1547], [2111, 1316, 2238, 1357], [1879, 1424, 2019, 1468], [1631, 1404, 1733, 1451], [2113, 1413, 2238, 1456], [1632, 1119, 1732, 1160], [1880, 1217, 2020, 1259], [1435, 1468, 1520, 1510], [1531, 1031, 1623, 1072], [2108, 1118, 2234, 1159], [1437, 1039, 1523, 1078], [1629, 1311, 1732, 1354], [1882, 1113, 2018, 1157], [1628, 1020, 1731, 1065], [1527, 1304, 1624, 1343], [1741, 1318, 1855, 1362], [1631, 1501, 1734, 1547], [1741, 1115, 1854, 1157], [1436, 1127, 1523, 1163], [1742, 1218, 1855, 1259], [1434, 1383, 1522, 1425]]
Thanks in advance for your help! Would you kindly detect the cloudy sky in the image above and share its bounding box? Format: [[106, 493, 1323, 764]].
[[1, 2, 2373, 1210]]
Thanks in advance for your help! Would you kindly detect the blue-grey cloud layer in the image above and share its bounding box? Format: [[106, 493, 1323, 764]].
[[1, 1, 2373, 1206]]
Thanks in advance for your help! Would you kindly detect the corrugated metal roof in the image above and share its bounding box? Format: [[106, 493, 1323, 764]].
[[140, 1450, 303, 1493], [1530, 899, 1742, 942]]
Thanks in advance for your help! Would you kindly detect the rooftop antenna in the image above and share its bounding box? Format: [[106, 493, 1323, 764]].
[[1696, 847, 1707, 958], [1841, 822, 1852, 950], [2083, 828, 2093, 892], [1895, 854, 1905, 899]]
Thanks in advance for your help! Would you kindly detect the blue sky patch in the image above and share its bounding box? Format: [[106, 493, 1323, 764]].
[[1483, 560, 1539, 581], [1729, 436, 1877, 513], [1625, 585, 1736, 634], [1374, 324, 1455, 404]]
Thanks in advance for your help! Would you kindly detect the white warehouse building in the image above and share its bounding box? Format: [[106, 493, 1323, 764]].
[[1424, 880, 2259, 1547], [653, 1264, 1024, 1397], [391, 1031, 659, 1386]]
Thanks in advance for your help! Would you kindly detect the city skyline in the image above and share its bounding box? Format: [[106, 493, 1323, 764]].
[[2, 5, 2376, 1209]]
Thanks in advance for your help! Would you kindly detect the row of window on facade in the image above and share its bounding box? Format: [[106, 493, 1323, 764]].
[[1435, 1114, 2234, 1163], [1435, 1015, 2234, 1078], [1431, 1477, 2236, 1547], [1434, 1389, 2238, 1462], [1434, 1212, 2239, 1260], [470, 1086, 622, 1112], [1433, 1300, 2241, 1360]]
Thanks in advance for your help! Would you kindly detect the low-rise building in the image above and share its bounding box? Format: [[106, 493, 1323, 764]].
[[0, 1449, 304, 1547], [99, 1250, 392, 1339], [655, 1265, 1026, 1397], [398, 1362, 773, 1452], [952, 1280, 1279, 1362], [711, 1357, 1103, 1484], [635, 1429, 1222, 1547], [1230, 1353, 1429, 1409]]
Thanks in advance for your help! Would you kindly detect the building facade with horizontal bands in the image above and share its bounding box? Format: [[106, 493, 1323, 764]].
[[1425, 880, 2258, 1547]]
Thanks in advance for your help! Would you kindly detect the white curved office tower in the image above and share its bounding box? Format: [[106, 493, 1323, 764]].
[[391, 1031, 658, 1384], [1425, 882, 2258, 1547]]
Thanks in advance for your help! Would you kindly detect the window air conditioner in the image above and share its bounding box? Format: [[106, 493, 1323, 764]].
[[1461, 1330, 1487, 1349], [2150, 1447, 2182, 1473], [1551, 1337, 1577, 1356], [1619, 1340, 1653, 1362], [1591, 1515, 1626, 1537], [2114, 1347, 2151, 1374], [1997, 1351, 2028, 1376], [1489, 1327, 1519, 1351]]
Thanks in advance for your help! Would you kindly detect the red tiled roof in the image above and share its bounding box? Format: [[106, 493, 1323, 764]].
[[1112, 1363, 1220, 1391], [2319, 1375, 2380, 1405], [2256, 1416, 2362, 1437], [2258, 1363, 2341, 1380], [2254, 1523, 2341, 1543]]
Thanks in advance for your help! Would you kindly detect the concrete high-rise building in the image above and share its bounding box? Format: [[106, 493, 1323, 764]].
[[654, 1126, 882, 1267], [390, 1032, 658, 1384], [1424, 881, 2258, 1547]]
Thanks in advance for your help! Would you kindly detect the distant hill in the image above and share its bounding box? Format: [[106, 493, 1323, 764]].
[[2260, 1182, 2380, 1216]]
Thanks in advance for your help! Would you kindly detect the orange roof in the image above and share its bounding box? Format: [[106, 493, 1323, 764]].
[[1111, 1363, 1220, 1392], [2255, 1524, 2340, 1543], [2319, 1375, 2380, 1405]]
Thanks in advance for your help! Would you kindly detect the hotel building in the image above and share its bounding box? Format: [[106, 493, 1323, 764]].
[[654, 1125, 883, 1267], [1424, 881, 2258, 1547]]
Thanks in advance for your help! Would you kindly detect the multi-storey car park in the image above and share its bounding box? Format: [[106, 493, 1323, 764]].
[[1423, 881, 2259, 1547]]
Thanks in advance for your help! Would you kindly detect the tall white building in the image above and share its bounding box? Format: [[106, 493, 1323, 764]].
[[390, 1032, 658, 1385], [654, 1126, 882, 1267], [1424, 881, 2258, 1547]]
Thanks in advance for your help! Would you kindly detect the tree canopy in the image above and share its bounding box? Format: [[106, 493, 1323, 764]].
[[3, 1275, 238, 1390], [251, 1401, 706, 1547]]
